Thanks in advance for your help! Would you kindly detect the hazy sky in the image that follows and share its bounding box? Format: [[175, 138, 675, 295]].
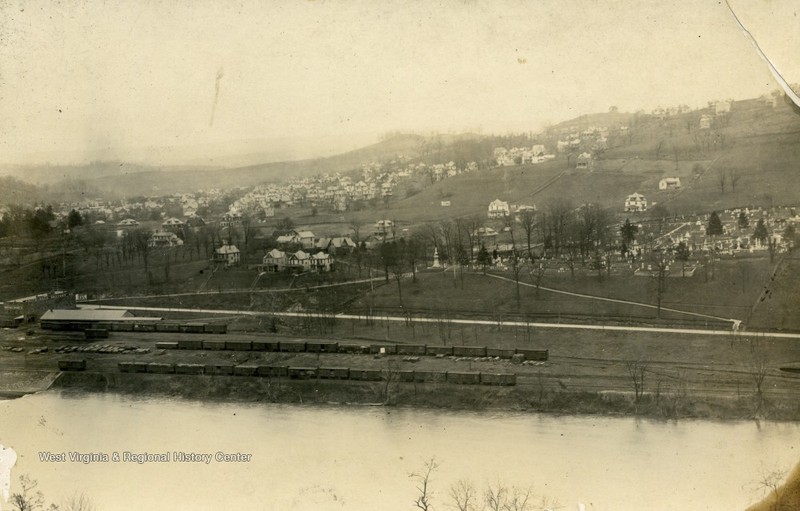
[[0, 0, 796, 166]]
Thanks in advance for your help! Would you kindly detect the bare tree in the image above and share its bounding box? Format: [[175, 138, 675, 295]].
[[58, 493, 97, 511], [625, 359, 648, 405], [410, 457, 439, 511], [729, 169, 741, 193], [718, 169, 727, 194], [503, 216, 523, 308], [654, 139, 664, 160], [484, 483, 508, 511], [241, 214, 257, 249], [649, 252, 669, 319], [755, 468, 788, 511], [528, 259, 547, 299], [10, 475, 45, 511], [746, 338, 770, 416], [463, 215, 483, 263], [518, 209, 537, 261], [504, 486, 534, 511], [483, 483, 540, 511], [349, 221, 364, 277], [544, 199, 573, 257], [449, 479, 478, 511]]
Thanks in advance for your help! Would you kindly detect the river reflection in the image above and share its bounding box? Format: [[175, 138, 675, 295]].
[[0, 391, 797, 510]]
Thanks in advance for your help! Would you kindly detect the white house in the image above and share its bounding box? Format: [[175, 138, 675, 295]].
[[575, 152, 594, 171], [326, 237, 357, 253], [699, 114, 713, 129], [311, 251, 332, 272], [624, 193, 648, 212], [374, 220, 394, 238], [659, 177, 682, 190], [296, 230, 315, 249], [117, 218, 139, 228], [276, 230, 315, 248], [262, 249, 287, 272], [214, 244, 240, 267], [161, 217, 185, 230], [148, 230, 183, 248], [487, 199, 510, 218], [287, 250, 312, 272]]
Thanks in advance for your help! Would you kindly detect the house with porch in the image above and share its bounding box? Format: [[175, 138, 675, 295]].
[[287, 250, 312, 273], [261, 249, 287, 272], [148, 230, 183, 248], [311, 251, 332, 272], [487, 199, 510, 218], [624, 193, 648, 212], [161, 217, 185, 231], [213, 244, 240, 266]]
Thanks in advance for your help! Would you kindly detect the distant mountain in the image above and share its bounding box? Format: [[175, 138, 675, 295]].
[[549, 111, 638, 133], [0, 134, 429, 199], [0, 176, 41, 205], [0, 161, 218, 187]]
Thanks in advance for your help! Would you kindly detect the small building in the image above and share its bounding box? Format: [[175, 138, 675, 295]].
[[699, 114, 713, 130], [2, 291, 75, 324], [40, 308, 162, 331], [487, 199, 510, 218], [220, 212, 243, 229], [659, 177, 682, 190], [213, 244, 240, 267], [161, 217, 185, 231], [117, 218, 139, 228], [575, 152, 594, 171], [514, 204, 536, 216], [326, 237, 357, 254], [625, 193, 648, 212], [374, 220, 394, 238], [184, 214, 206, 229], [475, 226, 498, 239], [276, 229, 315, 249]]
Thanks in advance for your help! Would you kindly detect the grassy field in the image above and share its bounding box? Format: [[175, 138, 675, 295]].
[[747, 252, 800, 331], [341, 258, 771, 327], [85, 249, 786, 332]]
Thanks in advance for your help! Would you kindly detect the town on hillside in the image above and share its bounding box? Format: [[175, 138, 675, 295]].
[[5, 1, 800, 509], [2, 88, 800, 445]]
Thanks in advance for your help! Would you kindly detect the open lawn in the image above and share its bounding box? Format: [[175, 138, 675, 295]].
[[747, 252, 800, 331], [344, 256, 775, 328]]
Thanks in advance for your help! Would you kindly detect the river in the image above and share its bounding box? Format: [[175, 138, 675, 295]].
[[0, 391, 797, 510]]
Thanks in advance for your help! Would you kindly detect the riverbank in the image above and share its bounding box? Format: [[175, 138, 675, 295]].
[[0, 369, 60, 399], [5, 323, 800, 421], [48, 370, 800, 421]]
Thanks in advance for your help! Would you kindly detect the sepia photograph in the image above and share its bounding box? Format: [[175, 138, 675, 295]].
[[0, 1, 799, 509]]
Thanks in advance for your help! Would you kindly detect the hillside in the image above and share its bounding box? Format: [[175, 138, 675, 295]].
[[0, 134, 428, 200], [0, 176, 42, 205], [2, 93, 799, 210], [372, 96, 800, 225]]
